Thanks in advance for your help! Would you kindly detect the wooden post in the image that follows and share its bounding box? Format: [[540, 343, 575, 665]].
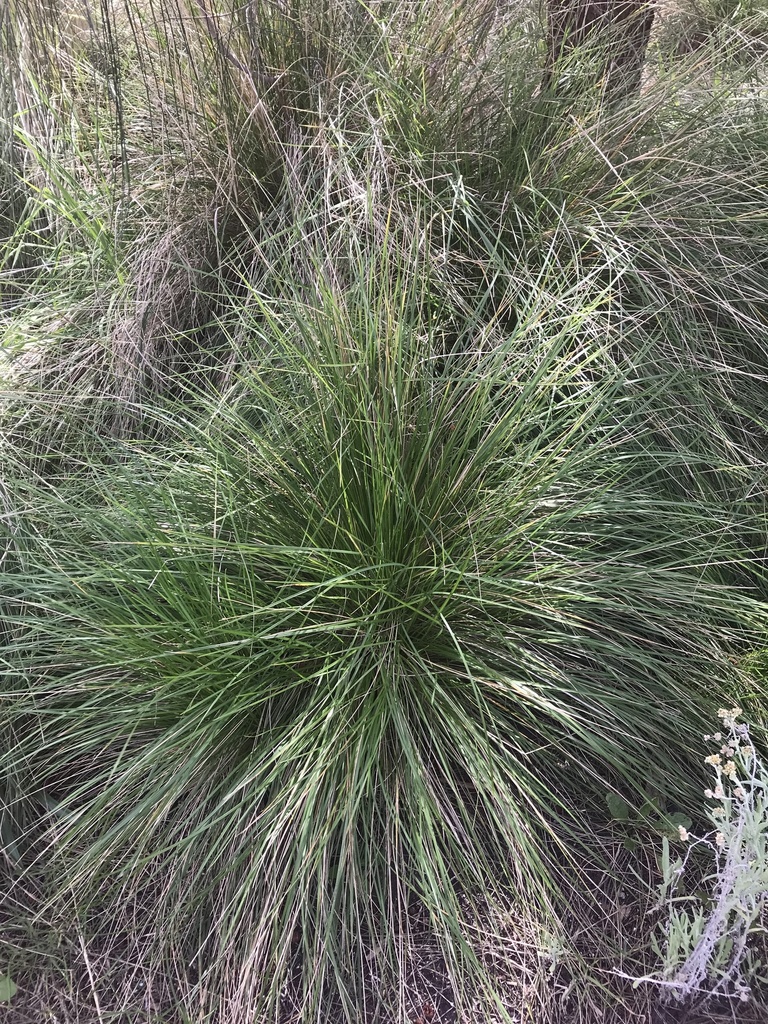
[[544, 0, 657, 100]]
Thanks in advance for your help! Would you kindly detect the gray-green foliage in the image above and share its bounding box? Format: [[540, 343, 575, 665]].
[[649, 711, 768, 1003]]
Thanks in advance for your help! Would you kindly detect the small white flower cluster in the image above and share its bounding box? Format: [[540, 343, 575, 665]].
[[700, 709, 750, 807], [650, 707, 768, 1004]]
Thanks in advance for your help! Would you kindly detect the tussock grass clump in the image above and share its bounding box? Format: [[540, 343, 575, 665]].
[[2, 1, 768, 1022], [4, 232, 763, 1020]]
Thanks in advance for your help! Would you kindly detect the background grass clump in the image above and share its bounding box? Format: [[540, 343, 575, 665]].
[[2, 0, 768, 1022]]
